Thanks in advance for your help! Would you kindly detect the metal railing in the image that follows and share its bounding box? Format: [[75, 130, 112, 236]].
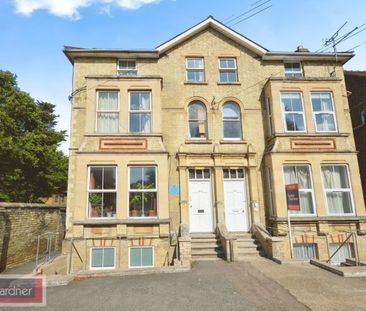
[[326, 231, 360, 266], [35, 232, 61, 271]]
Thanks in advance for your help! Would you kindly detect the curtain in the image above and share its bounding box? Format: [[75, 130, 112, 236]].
[[97, 112, 119, 133], [98, 92, 118, 110]]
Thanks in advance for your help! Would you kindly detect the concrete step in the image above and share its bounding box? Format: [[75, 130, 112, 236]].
[[191, 256, 224, 261], [238, 248, 262, 255], [237, 251, 265, 260], [237, 240, 260, 247]]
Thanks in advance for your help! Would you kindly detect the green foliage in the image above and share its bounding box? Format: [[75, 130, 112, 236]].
[[0, 70, 68, 202]]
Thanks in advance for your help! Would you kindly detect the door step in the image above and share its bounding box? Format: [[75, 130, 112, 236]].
[[190, 234, 224, 261], [235, 233, 264, 261]]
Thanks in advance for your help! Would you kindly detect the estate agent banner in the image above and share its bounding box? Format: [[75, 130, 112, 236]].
[[285, 184, 301, 211]]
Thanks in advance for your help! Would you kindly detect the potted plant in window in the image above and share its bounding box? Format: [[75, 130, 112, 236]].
[[130, 193, 142, 217], [89, 193, 102, 217]]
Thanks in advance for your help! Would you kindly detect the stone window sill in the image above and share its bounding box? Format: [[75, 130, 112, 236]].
[[217, 82, 241, 85], [185, 139, 212, 144], [184, 81, 208, 85]]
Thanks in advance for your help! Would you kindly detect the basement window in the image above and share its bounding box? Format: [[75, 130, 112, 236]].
[[329, 243, 355, 265], [90, 247, 115, 270], [293, 243, 317, 259], [129, 247, 154, 268]]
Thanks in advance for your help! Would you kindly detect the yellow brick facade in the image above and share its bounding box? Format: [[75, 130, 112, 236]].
[[63, 17, 366, 272]]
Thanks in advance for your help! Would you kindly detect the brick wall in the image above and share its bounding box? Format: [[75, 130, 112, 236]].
[[0, 203, 66, 272]]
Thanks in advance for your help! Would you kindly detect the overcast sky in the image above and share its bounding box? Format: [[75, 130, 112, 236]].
[[1, 0, 365, 154]]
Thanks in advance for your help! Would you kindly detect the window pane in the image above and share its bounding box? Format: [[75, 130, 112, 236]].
[[282, 93, 302, 111], [293, 244, 317, 259], [130, 167, 143, 189], [189, 121, 199, 138], [298, 192, 314, 214], [98, 92, 118, 110], [189, 169, 195, 179], [322, 166, 350, 189], [103, 192, 116, 217], [92, 248, 103, 267], [326, 192, 353, 214], [196, 170, 203, 179], [143, 167, 156, 189], [89, 193, 102, 217], [189, 103, 206, 120], [315, 114, 336, 131], [129, 192, 143, 217], [90, 167, 103, 190], [145, 192, 157, 217], [119, 60, 136, 70], [224, 121, 241, 139], [223, 103, 240, 119], [103, 248, 115, 267], [141, 248, 153, 266], [204, 169, 210, 179], [97, 112, 119, 133], [237, 169, 244, 179], [103, 167, 116, 189], [187, 58, 203, 69], [140, 113, 151, 133], [130, 248, 141, 267], [130, 93, 140, 110], [223, 169, 229, 179], [312, 93, 333, 111], [230, 169, 237, 178]]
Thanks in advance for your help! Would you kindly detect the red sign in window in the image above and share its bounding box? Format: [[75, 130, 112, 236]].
[[285, 184, 301, 211]]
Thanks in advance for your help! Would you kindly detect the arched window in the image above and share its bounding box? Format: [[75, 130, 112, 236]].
[[223, 102, 242, 139], [188, 101, 207, 139]]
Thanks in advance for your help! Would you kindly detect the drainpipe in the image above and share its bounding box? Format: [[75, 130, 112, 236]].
[[354, 110, 366, 130]]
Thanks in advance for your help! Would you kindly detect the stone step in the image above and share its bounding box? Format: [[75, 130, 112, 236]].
[[238, 248, 262, 255], [236, 240, 259, 247], [192, 257, 224, 262], [191, 248, 224, 256], [191, 242, 222, 249], [191, 239, 221, 244], [190, 233, 216, 239]]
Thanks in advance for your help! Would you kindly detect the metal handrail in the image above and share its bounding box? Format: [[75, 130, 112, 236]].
[[326, 232, 353, 264]]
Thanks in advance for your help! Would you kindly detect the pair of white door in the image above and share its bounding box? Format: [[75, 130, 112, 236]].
[[188, 169, 248, 233]]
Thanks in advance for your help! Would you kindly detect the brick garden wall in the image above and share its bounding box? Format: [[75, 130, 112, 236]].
[[0, 203, 66, 272]]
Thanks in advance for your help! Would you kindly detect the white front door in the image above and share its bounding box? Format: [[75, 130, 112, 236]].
[[224, 169, 249, 232], [189, 169, 213, 233]]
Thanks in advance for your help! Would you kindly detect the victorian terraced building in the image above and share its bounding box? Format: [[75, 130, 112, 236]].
[[63, 16, 366, 272]]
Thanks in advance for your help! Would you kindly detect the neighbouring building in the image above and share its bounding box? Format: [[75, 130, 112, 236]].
[[345, 71, 366, 206], [63, 16, 366, 272]]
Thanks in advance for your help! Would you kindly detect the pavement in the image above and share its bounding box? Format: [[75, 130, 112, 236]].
[[2, 258, 366, 310]]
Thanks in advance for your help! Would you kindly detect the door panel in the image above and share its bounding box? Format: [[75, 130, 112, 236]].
[[224, 179, 248, 232], [189, 180, 213, 233]]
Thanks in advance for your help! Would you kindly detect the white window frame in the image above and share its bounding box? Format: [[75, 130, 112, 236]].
[[117, 59, 137, 76], [222, 102, 242, 140], [87, 166, 117, 219], [187, 101, 208, 140], [293, 243, 318, 259], [284, 62, 303, 78], [128, 246, 154, 268], [96, 90, 120, 133], [218, 58, 238, 82], [320, 164, 355, 216], [280, 92, 307, 133], [282, 164, 317, 217], [90, 247, 116, 270], [311, 92, 338, 133], [188, 168, 211, 180], [128, 166, 158, 218], [128, 91, 152, 133], [186, 57, 205, 82]]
